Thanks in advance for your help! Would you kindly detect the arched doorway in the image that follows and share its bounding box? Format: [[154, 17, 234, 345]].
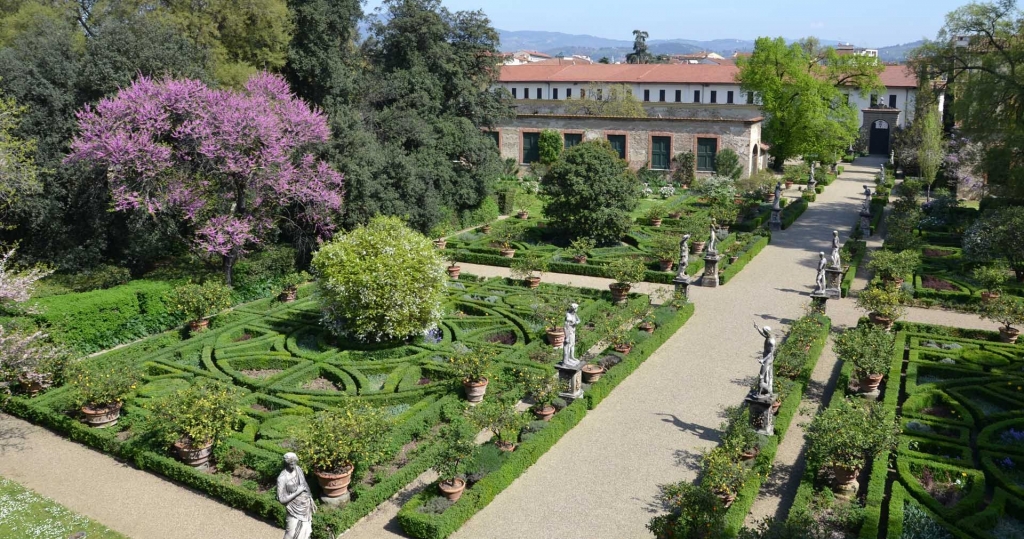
[[868, 120, 890, 155]]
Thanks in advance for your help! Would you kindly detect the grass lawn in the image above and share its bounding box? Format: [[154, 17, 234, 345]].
[[0, 476, 126, 539]]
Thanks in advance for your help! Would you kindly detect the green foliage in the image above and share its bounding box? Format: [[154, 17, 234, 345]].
[[538, 129, 562, 165], [981, 295, 1024, 330], [42, 265, 132, 294], [492, 220, 524, 250], [468, 398, 529, 444], [566, 237, 596, 259], [280, 271, 310, 290], [166, 281, 232, 323], [541, 140, 640, 244], [971, 262, 1009, 293], [67, 355, 141, 407], [918, 105, 945, 188], [515, 368, 557, 408], [645, 202, 667, 220], [804, 398, 896, 472], [0, 87, 40, 223], [885, 208, 923, 251], [0, 477, 127, 539], [563, 83, 647, 117], [672, 151, 696, 186], [313, 216, 446, 342], [715, 148, 743, 180], [868, 250, 921, 282], [651, 233, 679, 261], [509, 251, 547, 280], [647, 482, 727, 539], [608, 256, 648, 286], [146, 378, 245, 447], [294, 406, 393, 474], [963, 206, 1024, 282], [857, 282, 911, 321], [432, 417, 476, 484], [834, 325, 895, 378], [448, 347, 497, 384]]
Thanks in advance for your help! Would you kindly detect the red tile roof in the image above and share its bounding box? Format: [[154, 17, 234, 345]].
[[879, 65, 918, 88]]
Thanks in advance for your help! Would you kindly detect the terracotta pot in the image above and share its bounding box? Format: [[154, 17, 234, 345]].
[[500, 248, 516, 258], [434, 238, 447, 249], [1000, 326, 1020, 344], [439, 478, 466, 501], [447, 265, 461, 279], [692, 241, 706, 254], [639, 322, 655, 334], [729, 255, 739, 264], [668, 212, 682, 219], [174, 439, 214, 467], [480, 224, 492, 234], [609, 283, 631, 304], [525, 276, 541, 289], [189, 319, 210, 333], [766, 193, 776, 203], [868, 312, 894, 330], [831, 465, 860, 491], [18, 374, 50, 397], [785, 181, 794, 189], [651, 218, 663, 227], [517, 211, 529, 220], [546, 327, 565, 347], [81, 402, 122, 428], [573, 255, 587, 264], [740, 447, 760, 461], [533, 405, 556, 421], [463, 378, 489, 404], [496, 440, 516, 452], [716, 490, 737, 508], [278, 287, 297, 302], [614, 343, 633, 355], [859, 373, 884, 392], [890, 277, 905, 287], [658, 259, 674, 272], [582, 364, 605, 383], [981, 291, 1001, 303], [315, 467, 354, 498], [771, 399, 782, 415]]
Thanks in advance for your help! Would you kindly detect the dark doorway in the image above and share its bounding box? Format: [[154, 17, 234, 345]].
[[869, 120, 890, 155]]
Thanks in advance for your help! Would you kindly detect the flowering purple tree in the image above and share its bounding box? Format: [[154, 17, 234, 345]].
[[67, 73, 344, 284]]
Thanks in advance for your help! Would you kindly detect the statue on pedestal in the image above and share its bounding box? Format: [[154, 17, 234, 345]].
[[830, 230, 841, 269], [674, 234, 691, 281], [277, 453, 316, 539], [863, 185, 872, 201], [707, 219, 718, 256], [772, 182, 782, 210], [813, 252, 827, 294], [810, 162, 816, 184], [562, 303, 581, 367], [753, 323, 776, 397]]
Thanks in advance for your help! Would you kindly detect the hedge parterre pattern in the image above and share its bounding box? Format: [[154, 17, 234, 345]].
[[4, 276, 690, 538]]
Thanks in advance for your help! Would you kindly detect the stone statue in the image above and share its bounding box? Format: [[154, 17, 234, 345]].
[[753, 323, 776, 397], [809, 162, 816, 184], [277, 453, 316, 539], [772, 182, 782, 210], [675, 234, 691, 280], [830, 230, 841, 269], [562, 303, 581, 367], [707, 219, 718, 255], [813, 252, 827, 294], [863, 185, 872, 201]]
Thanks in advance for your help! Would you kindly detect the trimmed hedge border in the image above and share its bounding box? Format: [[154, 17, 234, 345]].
[[720, 235, 770, 286], [841, 240, 867, 298], [781, 199, 809, 230]]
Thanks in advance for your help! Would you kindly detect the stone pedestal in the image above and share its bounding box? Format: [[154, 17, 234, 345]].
[[860, 212, 871, 234], [555, 361, 584, 401], [701, 254, 721, 288], [745, 392, 776, 436], [810, 292, 829, 314], [825, 267, 843, 299], [321, 491, 351, 507], [672, 275, 691, 301], [807, 179, 817, 194], [769, 207, 782, 231]]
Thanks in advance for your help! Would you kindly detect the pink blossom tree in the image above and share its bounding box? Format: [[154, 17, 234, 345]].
[[67, 73, 344, 284]]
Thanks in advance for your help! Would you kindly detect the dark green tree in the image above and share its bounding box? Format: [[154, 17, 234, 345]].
[[714, 148, 743, 180], [538, 129, 562, 165], [627, 29, 651, 64], [284, 0, 362, 107]]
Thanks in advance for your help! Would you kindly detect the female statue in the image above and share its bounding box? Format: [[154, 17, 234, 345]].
[[277, 452, 316, 539]]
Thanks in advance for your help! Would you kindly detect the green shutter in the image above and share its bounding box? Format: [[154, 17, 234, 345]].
[[563, 133, 583, 149], [607, 135, 626, 159], [522, 132, 540, 163], [651, 136, 670, 170], [697, 138, 717, 171]]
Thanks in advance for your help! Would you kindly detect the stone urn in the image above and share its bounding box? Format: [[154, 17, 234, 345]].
[[668, 211, 682, 219], [868, 312, 894, 330], [999, 326, 1020, 344], [651, 218, 663, 227], [613, 343, 633, 355], [463, 378, 489, 404], [740, 447, 760, 461], [582, 364, 605, 383], [81, 402, 122, 428], [691, 241, 706, 254], [546, 327, 565, 347], [831, 465, 859, 492], [658, 259, 674, 272], [174, 439, 214, 467], [434, 238, 447, 249], [500, 248, 516, 258], [573, 255, 587, 264], [447, 265, 461, 279], [278, 287, 298, 302], [480, 224, 492, 234], [525, 276, 541, 289], [981, 291, 1001, 303], [785, 180, 794, 189], [533, 405, 555, 421], [439, 478, 466, 501], [639, 321, 655, 334], [609, 283, 631, 304], [315, 466, 353, 499], [189, 319, 210, 333], [729, 255, 740, 264], [496, 440, 516, 452], [859, 373, 884, 393]]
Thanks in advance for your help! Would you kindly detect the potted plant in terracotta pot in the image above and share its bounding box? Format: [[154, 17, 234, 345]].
[[646, 203, 666, 227], [480, 222, 492, 234], [433, 419, 476, 501], [721, 407, 762, 461], [981, 295, 1024, 343], [510, 251, 547, 288], [726, 243, 742, 265], [856, 282, 909, 329], [582, 362, 605, 383], [449, 347, 496, 404], [635, 304, 656, 333], [867, 249, 920, 286], [470, 397, 530, 452], [67, 355, 141, 428], [651, 233, 677, 272], [493, 221, 523, 258], [607, 256, 646, 305], [444, 249, 462, 280], [567, 236, 595, 264], [972, 262, 1008, 302], [167, 281, 232, 334], [834, 325, 895, 394], [515, 193, 536, 220], [700, 446, 748, 507], [147, 378, 245, 467], [518, 368, 557, 421], [278, 271, 309, 302], [430, 223, 452, 249], [681, 213, 712, 254], [536, 296, 568, 347], [805, 398, 896, 492], [610, 326, 635, 355], [295, 406, 392, 501]]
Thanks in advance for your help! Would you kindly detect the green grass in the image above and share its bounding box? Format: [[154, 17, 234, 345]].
[[0, 476, 127, 539]]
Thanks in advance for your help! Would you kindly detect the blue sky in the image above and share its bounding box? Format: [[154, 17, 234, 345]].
[[364, 0, 968, 47]]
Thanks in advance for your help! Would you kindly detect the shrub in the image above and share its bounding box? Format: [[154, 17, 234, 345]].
[[834, 325, 894, 378], [468, 398, 530, 445], [509, 252, 547, 281], [293, 406, 393, 475], [981, 295, 1024, 331], [66, 354, 141, 407], [805, 398, 896, 472], [884, 209, 923, 251], [231, 245, 296, 300], [312, 216, 446, 342], [782, 162, 809, 184], [147, 378, 245, 447], [566, 237, 595, 260], [50, 265, 132, 293], [856, 282, 910, 321], [868, 250, 921, 282], [432, 418, 476, 487], [971, 262, 1009, 294], [672, 151, 697, 186], [538, 129, 562, 165], [645, 203, 667, 220], [962, 206, 1024, 283], [647, 482, 726, 539], [448, 347, 497, 384], [608, 256, 647, 286], [280, 271, 310, 291], [650, 234, 679, 262], [542, 140, 640, 244], [715, 148, 743, 180], [166, 281, 232, 322]]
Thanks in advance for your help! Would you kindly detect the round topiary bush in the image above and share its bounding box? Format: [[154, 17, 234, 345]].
[[312, 216, 446, 342]]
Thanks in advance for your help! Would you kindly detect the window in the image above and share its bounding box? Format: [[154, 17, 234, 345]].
[[693, 90, 701, 103], [746, 92, 755, 104], [651, 136, 671, 170], [537, 87, 543, 99], [644, 89, 650, 102], [567, 88, 572, 98], [675, 90, 682, 102], [524, 87, 530, 99], [563, 133, 582, 149], [870, 94, 878, 106], [888, 94, 897, 108], [659, 89, 666, 102], [607, 135, 626, 159], [486, 131, 499, 147], [512, 88, 517, 98], [696, 138, 717, 172], [580, 88, 585, 99], [596, 88, 603, 100], [522, 132, 540, 164], [710, 90, 717, 103], [553, 88, 559, 100], [727, 91, 734, 104]]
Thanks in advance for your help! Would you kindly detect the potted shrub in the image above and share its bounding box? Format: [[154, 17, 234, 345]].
[[494, 221, 523, 258], [805, 398, 896, 492], [646, 203, 667, 227], [720, 407, 761, 460], [148, 378, 245, 467], [834, 325, 895, 393], [480, 223, 492, 234], [167, 281, 232, 333], [67, 355, 141, 428], [651, 234, 678, 272], [510, 251, 547, 288], [856, 282, 909, 329], [681, 213, 712, 254], [430, 223, 452, 249], [567, 236, 595, 264], [981, 295, 1024, 343], [515, 192, 536, 219], [867, 249, 920, 285], [295, 406, 392, 500], [972, 262, 1008, 302], [607, 256, 647, 304], [433, 419, 476, 501], [726, 243, 741, 265], [636, 305, 656, 333], [610, 326, 635, 355], [519, 368, 558, 421], [701, 446, 748, 507], [470, 398, 530, 452], [278, 271, 309, 302], [445, 249, 462, 280], [449, 347, 496, 403], [536, 296, 568, 347]]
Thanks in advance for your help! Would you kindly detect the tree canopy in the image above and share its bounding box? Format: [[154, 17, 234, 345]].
[[563, 83, 647, 118]]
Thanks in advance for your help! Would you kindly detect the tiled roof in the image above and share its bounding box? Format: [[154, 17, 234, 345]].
[[878, 65, 918, 88], [498, 64, 741, 84]]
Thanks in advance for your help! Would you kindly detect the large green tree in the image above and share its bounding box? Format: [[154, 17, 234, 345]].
[[738, 37, 883, 169], [564, 83, 646, 117]]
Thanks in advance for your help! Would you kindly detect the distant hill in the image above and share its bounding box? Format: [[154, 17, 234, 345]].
[[876, 40, 926, 63]]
